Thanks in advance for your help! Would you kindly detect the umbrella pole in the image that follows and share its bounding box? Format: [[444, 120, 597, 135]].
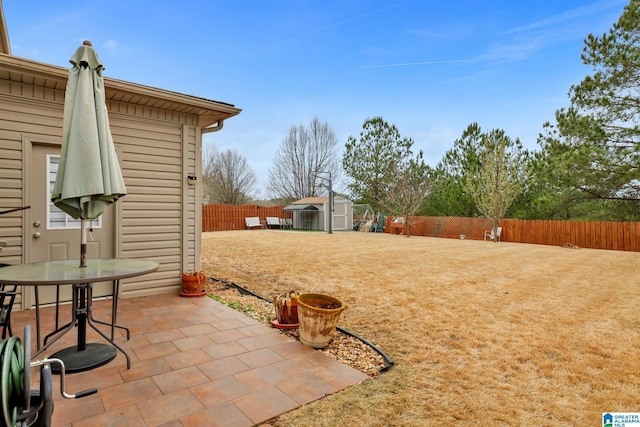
[[81, 218, 87, 267]]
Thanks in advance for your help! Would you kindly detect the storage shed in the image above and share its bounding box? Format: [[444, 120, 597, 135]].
[[0, 6, 241, 310], [285, 196, 353, 232]]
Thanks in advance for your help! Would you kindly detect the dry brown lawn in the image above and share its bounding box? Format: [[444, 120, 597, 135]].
[[201, 230, 640, 427]]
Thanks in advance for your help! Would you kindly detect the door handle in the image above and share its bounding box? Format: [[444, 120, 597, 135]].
[[33, 232, 41, 239]]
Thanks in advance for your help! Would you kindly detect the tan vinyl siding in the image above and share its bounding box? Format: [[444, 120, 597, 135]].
[[1, 52, 240, 305], [183, 124, 199, 273], [0, 96, 64, 307], [0, 94, 64, 139], [114, 115, 188, 297], [0, 93, 201, 299]]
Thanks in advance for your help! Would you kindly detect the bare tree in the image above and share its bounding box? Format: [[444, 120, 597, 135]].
[[378, 152, 432, 237], [202, 144, 218, 204], [267, 117, 342, 200], [465, 128, 527, 241], [202, 144, 257, 205]]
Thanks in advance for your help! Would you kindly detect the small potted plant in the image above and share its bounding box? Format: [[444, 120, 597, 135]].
[[179, 270, 207, 297], [271, 291, 299, 329]]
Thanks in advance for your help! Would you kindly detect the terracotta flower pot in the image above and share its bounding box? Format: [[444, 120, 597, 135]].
[[297, 293, 345, 348], [179, 273, 207, 297], [272, 292, 299, 329]]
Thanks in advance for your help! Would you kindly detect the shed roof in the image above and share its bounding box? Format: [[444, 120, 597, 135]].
[[283, 204, 319, 211], [292, 196, 351, 205], [293, 197, 328, 205]]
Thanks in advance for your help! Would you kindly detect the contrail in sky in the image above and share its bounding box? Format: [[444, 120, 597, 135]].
[[362, 57, 501, 69], [229, 1, 412, 61]]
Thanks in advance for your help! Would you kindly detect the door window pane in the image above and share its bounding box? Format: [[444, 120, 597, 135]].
[[47, 155, 102, 230]]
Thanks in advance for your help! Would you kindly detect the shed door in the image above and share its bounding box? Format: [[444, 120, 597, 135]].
[[333, 200, 347, 230], [28, 143, 114, 306]]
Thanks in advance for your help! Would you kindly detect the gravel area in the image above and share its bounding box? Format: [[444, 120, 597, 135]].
[[205, 278, 387, 377]]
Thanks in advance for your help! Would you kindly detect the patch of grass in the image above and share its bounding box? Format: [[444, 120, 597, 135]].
[[209, 294, 254, 313], [209, 292, 271, 323], [201, 230, 640, 426]]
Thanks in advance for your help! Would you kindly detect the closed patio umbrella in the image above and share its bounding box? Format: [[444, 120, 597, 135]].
[[51, 40, 126, 267]]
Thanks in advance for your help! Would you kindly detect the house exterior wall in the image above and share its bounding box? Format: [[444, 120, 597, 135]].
[[0, 90, 63, 308], [0, 74, 204, 306], [109, 110, 200, 298]]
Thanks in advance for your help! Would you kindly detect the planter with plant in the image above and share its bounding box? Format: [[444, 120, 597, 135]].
[[179, 271, 207, 297], [271, 291, 299, 329]]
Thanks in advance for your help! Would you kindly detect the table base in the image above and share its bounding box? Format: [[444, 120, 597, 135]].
[[50, 343, 117, 374], [36, 282, 131, 371]]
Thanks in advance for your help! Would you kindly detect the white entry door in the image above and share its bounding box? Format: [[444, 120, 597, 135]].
[[28, 143, 115, 306]]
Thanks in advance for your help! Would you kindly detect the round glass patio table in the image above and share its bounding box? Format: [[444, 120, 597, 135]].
[[0, 258, 158, 373]]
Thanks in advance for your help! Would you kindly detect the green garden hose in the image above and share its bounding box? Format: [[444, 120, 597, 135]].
[[0, 336, 25, 427]]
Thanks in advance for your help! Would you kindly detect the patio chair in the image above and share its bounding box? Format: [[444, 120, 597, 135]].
[[484, 226, 502, 242], [0, 263, 16, 339], [266, 217, 280, 229], [0, 284, 16, 339], [245, 217, 262, 229], [279, 218, 292, 229]]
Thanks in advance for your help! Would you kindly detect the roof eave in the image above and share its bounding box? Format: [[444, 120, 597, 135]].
[[106, 76, 241, 121], [0, 53, 241, 125]]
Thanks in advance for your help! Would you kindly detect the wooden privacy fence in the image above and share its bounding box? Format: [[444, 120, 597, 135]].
[[202, 204, 640, 252], [383, 216, 494, 240], [500, 219, 640, 252], [202, 204, 292, 231], [383, 216, 640, 252]]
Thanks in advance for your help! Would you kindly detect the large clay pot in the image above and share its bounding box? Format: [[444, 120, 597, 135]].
[[297, 293, 345, 348]]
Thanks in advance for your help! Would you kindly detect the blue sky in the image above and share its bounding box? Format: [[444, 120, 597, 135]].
[[3, 0, 629, 197]]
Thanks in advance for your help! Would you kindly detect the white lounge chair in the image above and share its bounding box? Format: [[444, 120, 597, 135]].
[[484, 226, 502, 242], [279, 218, 292, 229], [245, 217, 262, 229], [266, 217, 280, 229]]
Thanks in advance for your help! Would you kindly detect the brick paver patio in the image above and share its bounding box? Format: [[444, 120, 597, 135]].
[[12, 292, 368, 426]]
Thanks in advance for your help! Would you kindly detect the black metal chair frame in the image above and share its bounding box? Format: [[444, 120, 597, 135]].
[[0, 262, 17, 339], [0, 284, 17, 339]]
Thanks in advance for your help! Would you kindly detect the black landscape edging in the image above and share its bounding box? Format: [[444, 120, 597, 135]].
[[336, 326, 394, 372], [208, 276, 395, 372]]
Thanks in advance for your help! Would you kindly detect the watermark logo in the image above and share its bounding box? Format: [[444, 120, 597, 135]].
[[604, 413, 613, 427], [603, 412, 640, 427]]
